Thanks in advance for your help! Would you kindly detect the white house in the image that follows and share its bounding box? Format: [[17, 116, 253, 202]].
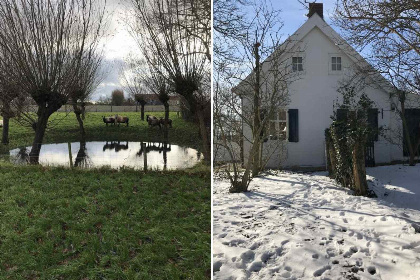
[[237, 3, 420, 170]]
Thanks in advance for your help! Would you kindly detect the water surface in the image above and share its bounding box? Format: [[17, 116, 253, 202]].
[[9, 141, 202, 170]]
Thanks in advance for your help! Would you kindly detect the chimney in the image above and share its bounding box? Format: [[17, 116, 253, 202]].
[[308, 3, 323, 19]]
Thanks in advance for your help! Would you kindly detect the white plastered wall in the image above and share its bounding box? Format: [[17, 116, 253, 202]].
[[241, 17, 405, 169]]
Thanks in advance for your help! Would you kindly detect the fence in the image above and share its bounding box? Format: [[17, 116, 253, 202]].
[[26, 105, 181, 113]]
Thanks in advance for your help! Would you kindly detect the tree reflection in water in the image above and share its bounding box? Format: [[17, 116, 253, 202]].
[[15, 147, 30, 164], [103, 141, 129, 152], [74, 141, 93, 168], [137, 142, 172, 170]]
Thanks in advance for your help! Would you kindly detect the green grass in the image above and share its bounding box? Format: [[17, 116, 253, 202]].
[[0, 111, 210, 279], [0, 163, 210, 279], [1, 112, 201, 152]]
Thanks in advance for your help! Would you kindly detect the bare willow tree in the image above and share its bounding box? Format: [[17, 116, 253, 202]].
[[70, 52, 104, 140], [120, 58, 149, 120], [0, 0, 106, 162], [214, 0, 249, 64], [120, 57, 173, 123], [214, 0, 295, 193], [129, 0, 211, 161], [0, 67, 20, 144], [180, 0, 211, 61], [333, 0, 420, 165], [144, 65, 173, 125]]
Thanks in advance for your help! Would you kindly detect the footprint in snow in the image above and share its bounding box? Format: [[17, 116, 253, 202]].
[[343, 218, 348, 223], [284, 266, 292, 271], [260, 251, 275, 262], [312, 253, 319, 259], [367, 266, 377, 275], [248, 261, 263, 272], [339, 211, 345, 216], [343, 246, 358, 258], [218, 233, 227, 238], [213, 260, 223, 272], [281, 240, 290, 245], [326, 248, 336, 257], [249, 242, 260, 250], [358, 216, 364, 221], [276, 246, 289, 257], [313, 265, 331, 277], [240, 250, 255, 263]]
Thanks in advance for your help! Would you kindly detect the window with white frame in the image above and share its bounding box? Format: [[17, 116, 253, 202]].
[[292, 57, 303, 72], [331, 56, 342, 71], [267, 110, 287, 140]]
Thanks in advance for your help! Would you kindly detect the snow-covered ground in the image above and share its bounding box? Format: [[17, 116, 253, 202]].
[[213, 165, 420, 280]]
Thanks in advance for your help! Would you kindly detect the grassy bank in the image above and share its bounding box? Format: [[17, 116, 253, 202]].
[[1, 112, 200, 152], [0, 111, 210, 279], [0, 163, 210, 279]]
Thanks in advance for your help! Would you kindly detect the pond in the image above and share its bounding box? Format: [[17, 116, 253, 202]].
[[8, 141, 202, 170]]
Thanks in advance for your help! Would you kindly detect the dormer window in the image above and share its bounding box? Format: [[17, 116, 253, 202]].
[[292, 57, 303, 72], [331, 56, 342, 71]]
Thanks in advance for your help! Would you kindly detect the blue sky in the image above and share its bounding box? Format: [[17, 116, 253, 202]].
[[268, 0, 339, 36]]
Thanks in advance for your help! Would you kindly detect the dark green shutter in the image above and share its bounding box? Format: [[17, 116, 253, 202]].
[[288, 109, 299, 142], [403, 109, 420, 156], [368, 108, 379, 141]]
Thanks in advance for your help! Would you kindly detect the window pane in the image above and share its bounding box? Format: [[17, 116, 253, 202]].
[[279, 111, 286, 120], [298, 57, 302, 63], [337, 57, 341, 63], [337, 64, 341, 71], [292, 57, 297, 63], [269, 122, 278, 139], [279, 122, 287, 140], [332, 57, 336, 63], [292, 63, 297, 72], [298, 64, 303, 71], [332, 63, 336, 71]]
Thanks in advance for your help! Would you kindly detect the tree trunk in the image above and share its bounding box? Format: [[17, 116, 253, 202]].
[[141, 105, 145, 121], [164, 102, 169, 122], [2, 115, 9, 145], [325, 130, 335, 177], [73, 104, 86, 141], [29, 109, 49, 164], [252, 42, 261, 177], [229, 138, 260, 193], [1, 101, 11, 145], [75, 112, 86, 140], [400, 95, 417, 166], [196, 110, 210, 162], [352, 140, 368, 196]]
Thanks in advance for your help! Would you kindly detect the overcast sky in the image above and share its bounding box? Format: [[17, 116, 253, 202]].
[[91, 1, 339, 101], [91, 0, 139, 101]]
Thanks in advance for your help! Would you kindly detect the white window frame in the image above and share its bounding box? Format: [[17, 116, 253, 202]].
[[329, 54, 343, 74], [267, 109, 288, 140], [292, 56, 303, 72], [331, 56, 342, 71]]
